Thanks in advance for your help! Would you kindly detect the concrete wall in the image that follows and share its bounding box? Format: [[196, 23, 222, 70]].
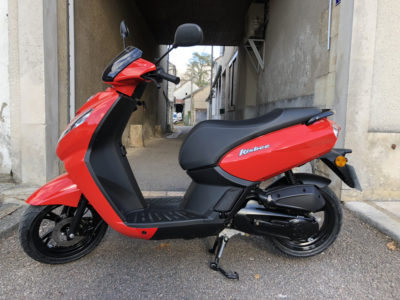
[[8, 0, 59, 184], [216, 0, 330, 121], [74, 0, 164, 143], [340, 0, 400, 201], [0, 0, 11, 175], [57, 0, 69, 136], [256, 0, 330, 113]]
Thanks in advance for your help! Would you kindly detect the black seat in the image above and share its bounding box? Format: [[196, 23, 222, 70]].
[[179, 107, 322, 170]]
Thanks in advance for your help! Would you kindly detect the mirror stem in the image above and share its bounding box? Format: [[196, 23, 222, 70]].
[[122, 37, 126, 49], [155, 45, 175, 66]]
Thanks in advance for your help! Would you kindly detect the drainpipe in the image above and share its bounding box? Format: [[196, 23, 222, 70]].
[[68, 0, 75, 121], [166, 46, 171, 132], [190, 74, 194, 125], [327, 0, 333, 50], [209, 46, 213, 120]]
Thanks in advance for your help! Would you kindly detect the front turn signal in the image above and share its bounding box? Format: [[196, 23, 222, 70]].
[[335, 156, 347, 167]]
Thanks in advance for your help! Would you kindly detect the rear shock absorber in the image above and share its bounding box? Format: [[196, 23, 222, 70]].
[[285, 170, 298, 185]]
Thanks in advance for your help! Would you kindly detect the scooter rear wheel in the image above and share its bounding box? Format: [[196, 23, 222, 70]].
[[19, 204, 108, 264], [270, 186, 342, 257]]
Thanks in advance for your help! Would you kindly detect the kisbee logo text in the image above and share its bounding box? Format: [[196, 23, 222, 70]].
[[239, 144, 270, 157]]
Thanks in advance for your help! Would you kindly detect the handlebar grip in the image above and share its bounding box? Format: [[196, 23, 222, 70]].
[[158, 69, 180, 85]]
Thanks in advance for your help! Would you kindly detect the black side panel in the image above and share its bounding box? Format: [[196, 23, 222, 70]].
[[86, 96, 145, 220], [181, 182, 237, 216], [214, 188, 243, 212]]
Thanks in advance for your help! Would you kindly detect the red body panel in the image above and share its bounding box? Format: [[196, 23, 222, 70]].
[[219, 119, 337, 182], [26, 173, 81, 207], [104, 58, 156, 96], [27, 51, 338, 241], [51, 88, 157, 239]]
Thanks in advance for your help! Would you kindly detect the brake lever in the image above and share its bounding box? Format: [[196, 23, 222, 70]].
[[142, 75, 161, 89]]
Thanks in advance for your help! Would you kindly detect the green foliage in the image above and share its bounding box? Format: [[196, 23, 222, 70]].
[[182, 52, 211, 87]]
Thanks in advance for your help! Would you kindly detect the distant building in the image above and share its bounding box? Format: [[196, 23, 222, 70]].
[[182, 84, 210, 125], [173, 81, 199, 124]]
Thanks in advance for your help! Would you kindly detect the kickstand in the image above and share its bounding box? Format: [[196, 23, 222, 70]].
[[209, 235, 239, 280]]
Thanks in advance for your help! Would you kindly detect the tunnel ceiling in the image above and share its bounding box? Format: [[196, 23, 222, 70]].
[[133, 0, 253, 45]]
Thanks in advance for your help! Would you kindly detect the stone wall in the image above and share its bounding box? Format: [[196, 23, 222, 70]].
[[340, 0, 400, 201], [7, 0, 59, 184], [256, 0, 330, 112], [0, 0, 11, 175], [74, 0, 164, 143]]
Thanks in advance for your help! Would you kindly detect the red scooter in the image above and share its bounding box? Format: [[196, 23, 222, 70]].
[[19, 22, 360, 279]]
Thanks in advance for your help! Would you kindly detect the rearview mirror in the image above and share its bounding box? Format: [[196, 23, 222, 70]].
[[173, 24, 203, 48], [120, 20, 130, 48]]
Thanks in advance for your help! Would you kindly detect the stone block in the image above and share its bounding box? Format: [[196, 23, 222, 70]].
[[154, 125, 162, 138], [313, 72, 336, 108], [129, 125, 144, 148], [328, 36, 338, 72], [313, 75, 328, 107], [331, 4, 341, 38]]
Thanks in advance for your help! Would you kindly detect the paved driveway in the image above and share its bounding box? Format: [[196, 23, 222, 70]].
[[1, 210, 399, 299], [127, 126, 192, 192]]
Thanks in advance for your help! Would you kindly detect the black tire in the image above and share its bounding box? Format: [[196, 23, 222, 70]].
[[271, 186, 342, 257], [19, 204, 108, 264]]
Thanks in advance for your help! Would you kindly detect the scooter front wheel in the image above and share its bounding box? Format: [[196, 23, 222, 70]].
[[19, 204, 108, 264]]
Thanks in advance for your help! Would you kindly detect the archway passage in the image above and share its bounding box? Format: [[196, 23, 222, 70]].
[[134, 0, 253, 45]]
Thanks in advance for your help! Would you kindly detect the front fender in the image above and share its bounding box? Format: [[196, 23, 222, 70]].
[[27, 173, 81, 207]]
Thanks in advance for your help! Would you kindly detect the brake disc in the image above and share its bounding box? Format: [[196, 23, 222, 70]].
[[51, 217, 85, 247]]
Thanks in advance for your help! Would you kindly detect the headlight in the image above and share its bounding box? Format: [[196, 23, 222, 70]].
[[71, 109, 92, 129], [58, 109, 93, 142]]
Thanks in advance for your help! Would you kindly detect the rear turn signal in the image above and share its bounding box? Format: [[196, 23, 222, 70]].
[[335, 156, 347, 167]]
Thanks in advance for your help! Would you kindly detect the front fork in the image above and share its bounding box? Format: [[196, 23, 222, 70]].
[[66, 197, 88, 239]]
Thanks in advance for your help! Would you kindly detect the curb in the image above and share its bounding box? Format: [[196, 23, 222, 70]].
[[345, 201, 400, 242], [0, 204, 26, 239], [0, 184, 37, 239]]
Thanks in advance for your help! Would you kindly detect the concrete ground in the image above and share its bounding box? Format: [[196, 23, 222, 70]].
[[127, 126, 192, 192], [0, 125, 399, 299], [0, 210, 399, 299]]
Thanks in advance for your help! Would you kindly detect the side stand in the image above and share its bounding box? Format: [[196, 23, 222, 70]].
[[209, 229, 243, 280]]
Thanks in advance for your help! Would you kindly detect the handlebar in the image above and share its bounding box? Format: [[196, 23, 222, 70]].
[[157, 68, 180, 85], [142, 67, 180, 85]]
